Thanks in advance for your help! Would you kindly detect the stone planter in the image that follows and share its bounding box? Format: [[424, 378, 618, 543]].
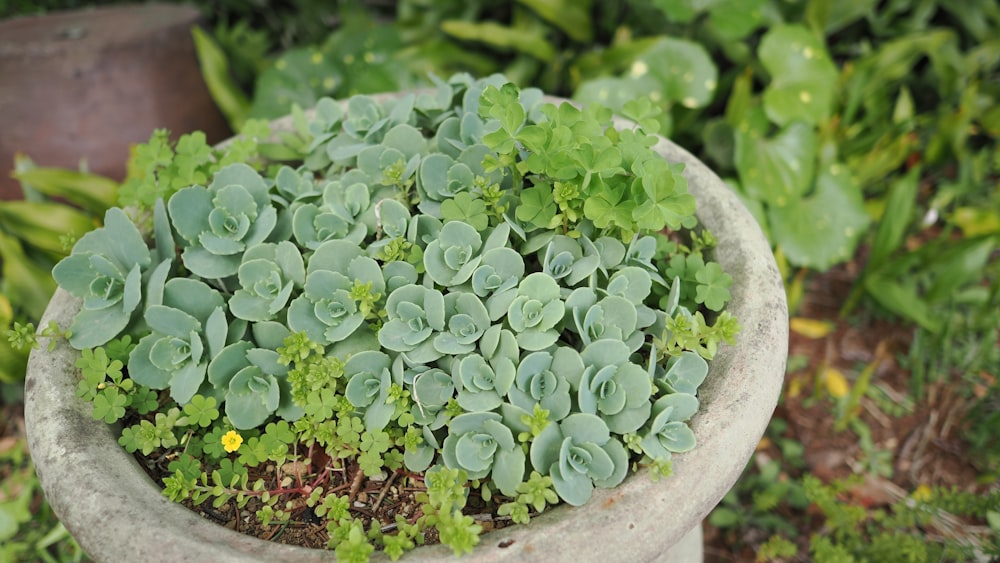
[[25, 98, 787, 562]]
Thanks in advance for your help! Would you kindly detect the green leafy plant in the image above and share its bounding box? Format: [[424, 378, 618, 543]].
[[39, 74, 737, 559], [0, 156, 118, 384], [0, 435, 87, 563], [804, 476, 1000, 562]]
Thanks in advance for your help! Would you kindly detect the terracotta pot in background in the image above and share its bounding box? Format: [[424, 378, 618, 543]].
[[0, 3, 231, 200]]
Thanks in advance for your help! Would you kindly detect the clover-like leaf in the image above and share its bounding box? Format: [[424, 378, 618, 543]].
[[694, 262, 733, 312], [441, 192, 489, 232], [515, 183, 557, 230], [631, 158, 696, 232], [583, 180, 635, 234], [529, 413, 629, 506]]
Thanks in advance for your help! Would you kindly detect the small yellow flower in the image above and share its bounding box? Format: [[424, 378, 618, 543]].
[[912, 484, 933, 502], [221, 430, 243, 453]]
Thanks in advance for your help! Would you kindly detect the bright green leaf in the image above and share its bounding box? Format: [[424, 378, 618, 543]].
[[759, 25, 839, 126], [768, 164, 869, 271], [735, 121, 818, 205]]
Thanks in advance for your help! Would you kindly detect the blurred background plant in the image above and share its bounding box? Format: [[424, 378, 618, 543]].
[[1, 0, 997, 560]]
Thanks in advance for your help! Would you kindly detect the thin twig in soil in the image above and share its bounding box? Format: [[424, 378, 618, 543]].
[[371, 471, 400, 513], [348, 466, 365, 501], [861, 398, 893, 428], [263, 521, 289, 542]]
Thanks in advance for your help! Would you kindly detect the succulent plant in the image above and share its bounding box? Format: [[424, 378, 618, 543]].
[[168, 163, 277, 279], [576, 340, 652, 434], [470, 246, 525, 320], [51, 205, 171, 349], [657, 351, 709, 396], [51, 74, 740, 548], [506, 347, 581, 422], [451, 353, 515, 412], [639, 392, 700, 460], [287, 240, 383, 346], [127, 278, 235, 405], [442, 411, 525, 497], [506, 272, 565, 351], [408, 365, 456, 426], [423, 220, 484, 286], [538, 234, 601, 287], [529, 413, 630, 506], [343, 350, 395, 431], [207, 342, 300, 430], [378, 284, 447, 364], [229, 241, 305, 322], [434, 292, 491, 355]]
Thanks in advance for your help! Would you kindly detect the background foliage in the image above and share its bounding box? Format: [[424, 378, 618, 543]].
[[1, 0, 997, 560]]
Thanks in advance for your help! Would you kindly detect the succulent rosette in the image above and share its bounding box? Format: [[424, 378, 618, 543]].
[[442, 411, 526, 497], [52, 205, 171, 349], [506, 272, 565, 351], [529, 413, 630, 506], [168, 163, 277, 279], [639, 392, 700, 459], [127, 278, 234, 405], [378, 284, 447, 364]]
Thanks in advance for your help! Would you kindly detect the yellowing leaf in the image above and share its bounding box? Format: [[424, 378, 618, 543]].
[[823, 367, 850, 398], [0, 294, 12, 324], [953, 207, 1000, 236], [790, 317, 834, 339], [786, 375, 805, 399]]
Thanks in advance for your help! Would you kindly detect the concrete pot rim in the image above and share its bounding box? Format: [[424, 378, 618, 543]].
[[25, 95, 787, 562]]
